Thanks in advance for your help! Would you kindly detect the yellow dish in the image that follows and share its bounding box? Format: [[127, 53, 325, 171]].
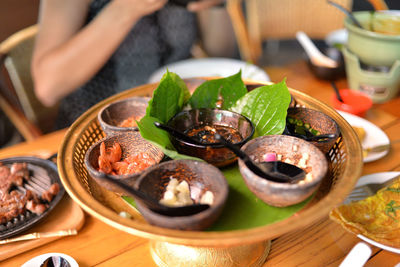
[[330, 176, 400, 248]]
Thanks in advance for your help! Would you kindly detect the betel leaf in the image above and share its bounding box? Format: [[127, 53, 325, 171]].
[[137, 116, 173, 150], [146, 71, 191, 123], [208, 164, 311, 230], [230, 79, 291, 136], [189, 71, 247, 110], [137, 116, 202, 161]]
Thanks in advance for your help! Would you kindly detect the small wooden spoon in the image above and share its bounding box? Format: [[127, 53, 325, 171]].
[[215, 134, 305, 183], [98, 172, 210, 216], [154, 122, 204, 145]]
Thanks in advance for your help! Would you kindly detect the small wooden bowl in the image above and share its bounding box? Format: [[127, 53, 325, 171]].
[[238, 135, 328, 207], [286, 107, 340, 154], [84, 131, 164, 194], [167, 108, 254, 167], [306, 45, 345, 81], [98, 97, 150, 136], [135, 160, 229, 231]]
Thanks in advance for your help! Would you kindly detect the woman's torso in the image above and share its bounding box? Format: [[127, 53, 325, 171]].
[[56, 0, 197, 129]]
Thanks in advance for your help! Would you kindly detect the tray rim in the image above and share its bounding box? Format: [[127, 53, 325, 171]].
[[57, 79, 363, 247]]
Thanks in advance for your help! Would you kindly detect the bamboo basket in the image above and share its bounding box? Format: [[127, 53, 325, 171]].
[[57, 79, 362, 266]]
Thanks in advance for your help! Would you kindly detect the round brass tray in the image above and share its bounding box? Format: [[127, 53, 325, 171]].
[[58, 79, 362, 265]]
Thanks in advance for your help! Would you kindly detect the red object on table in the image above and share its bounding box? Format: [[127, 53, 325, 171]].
[[331, 89, 373, 117]]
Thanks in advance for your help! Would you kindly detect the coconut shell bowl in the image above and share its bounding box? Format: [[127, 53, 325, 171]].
[[238, 135, 328, 207], [84, 131, 164, 195], [285, 107, 340, 154], [58, 80, 363, 267], [166, 108, 254, 167], [98, 96, 150, 136], [134, 159, 228, 231]]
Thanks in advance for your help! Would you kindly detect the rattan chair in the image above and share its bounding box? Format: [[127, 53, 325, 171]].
[[0, 24, 59, 141], [367, 0, 388, 10], [226, 0, 353, 64]]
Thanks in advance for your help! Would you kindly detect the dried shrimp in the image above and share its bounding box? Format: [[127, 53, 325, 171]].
[[98, 142, 156, 175]]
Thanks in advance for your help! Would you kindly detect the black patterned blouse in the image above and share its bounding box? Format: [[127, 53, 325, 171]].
[[56, 0, 197, 129]]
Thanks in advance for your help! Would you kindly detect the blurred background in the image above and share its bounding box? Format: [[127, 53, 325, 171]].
[[1, 0, 400, 149]]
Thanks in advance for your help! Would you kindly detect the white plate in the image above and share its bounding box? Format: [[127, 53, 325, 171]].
[[379, 10, 400, 16], [337, 110, 390, 163], [147, 57, 270, 83], [352, 172, 400, 254], [22, 252, 79, 267], [325, 28, 348, 46]]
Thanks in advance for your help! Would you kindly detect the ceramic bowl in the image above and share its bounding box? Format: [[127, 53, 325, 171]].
[[134, 159, 229, 230], [331, 89, 373, 117], [345, 11, 400, 67], [306, 44, 345, 81], [238, 135, 328, 207], [84, 131, 164, 194], [98, 97, 150, 136], [285, 107, 340, 154], [167, 108, 254, 167]]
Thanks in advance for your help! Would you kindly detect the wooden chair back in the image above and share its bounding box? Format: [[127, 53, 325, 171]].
[[227, 0, 353, 64], [0, 24, 59, 141]]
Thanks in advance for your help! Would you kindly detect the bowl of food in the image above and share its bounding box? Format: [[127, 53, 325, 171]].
[[306, 44, 345, 81], [84, 131, 164, 194], [134, 159, 229, 230], [59, 81, 363, 266], [285, 107, 340, 154], [344, 11, 400, 67], [166, 108, 254, 167], [0, 156, 64, 239], [238, 135, 328, 207], [98, 97, 150, 136], [331, 89, 373, 117]]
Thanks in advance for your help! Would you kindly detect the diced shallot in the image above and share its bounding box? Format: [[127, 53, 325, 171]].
[[263, 153, 277, 162]]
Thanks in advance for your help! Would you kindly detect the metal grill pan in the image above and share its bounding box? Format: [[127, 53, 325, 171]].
[[0, 156, 65, 239]]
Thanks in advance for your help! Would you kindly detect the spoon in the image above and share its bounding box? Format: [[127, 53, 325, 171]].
[[154, 121, 205, 145], [331, 81, 344, 103], [97, 172, 210, 216], [284, 122, 337, 142], [301, 133, 337, 142], [214, 134, 306, 183], [327, 0, 364, 29], [155, 122, 305, 183], [296, 31, 338, 68], [155, 121, 305, 182]]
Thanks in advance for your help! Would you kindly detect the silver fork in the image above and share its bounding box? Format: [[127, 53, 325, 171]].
[[344, 174, 400, 204]]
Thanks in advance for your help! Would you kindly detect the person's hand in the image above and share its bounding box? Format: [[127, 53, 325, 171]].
[[187, 0, 225, 12], [116, 0, 168, 17]]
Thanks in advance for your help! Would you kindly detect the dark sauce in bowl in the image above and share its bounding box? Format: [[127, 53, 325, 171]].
[[185, 125, 243, 145], [167, 108, 254, 167]]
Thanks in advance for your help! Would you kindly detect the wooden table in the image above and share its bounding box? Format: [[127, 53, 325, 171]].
[[2, 60, 400, 266]]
